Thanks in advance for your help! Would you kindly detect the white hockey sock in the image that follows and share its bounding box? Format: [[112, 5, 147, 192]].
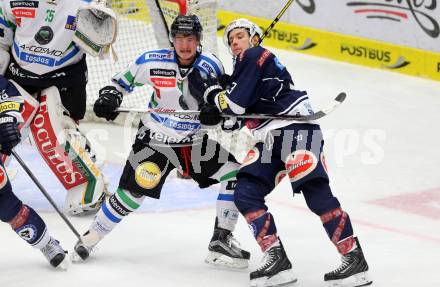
[[90, 188, 145, 239]]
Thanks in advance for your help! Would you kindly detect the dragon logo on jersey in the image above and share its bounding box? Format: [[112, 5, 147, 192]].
[[135, 162, 161, 189], [285, 150, 318, 182], [274, 170, 287, 186], [0, 165, 8, 189], [241, 147, 260, 168], [34, 26, 54, 45], [16, 224, 37, 242]]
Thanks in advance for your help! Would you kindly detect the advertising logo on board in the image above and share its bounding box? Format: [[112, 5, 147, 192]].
[[347, 1, 439, 38], [340, 44, 410, 69]]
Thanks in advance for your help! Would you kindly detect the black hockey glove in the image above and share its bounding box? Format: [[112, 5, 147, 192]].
[[0, 115, 21, 155], [94, 86, 123, 121], [199, 104, 222, 126]]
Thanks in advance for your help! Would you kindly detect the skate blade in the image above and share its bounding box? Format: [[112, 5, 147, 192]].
[[56, 256, 70, 271], [326, 271, 373, 287], [250, 269, 298, 287], [205, 251, 249, 270]]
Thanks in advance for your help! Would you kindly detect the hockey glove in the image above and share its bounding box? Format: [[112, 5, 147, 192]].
[[188, 69, 225, 105], [199, 104, 222, 126], [0, 115, 21, 155], [94, 86, 123, 121]]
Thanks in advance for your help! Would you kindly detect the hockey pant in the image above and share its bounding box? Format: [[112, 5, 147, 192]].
[[235, 123, 355, 254], [87, 133, 241, 241]]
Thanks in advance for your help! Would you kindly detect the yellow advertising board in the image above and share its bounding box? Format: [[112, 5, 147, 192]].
[[218, 10, 440, 81]]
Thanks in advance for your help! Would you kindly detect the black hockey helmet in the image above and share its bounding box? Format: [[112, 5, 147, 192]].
[[169, 14, 203, 41]]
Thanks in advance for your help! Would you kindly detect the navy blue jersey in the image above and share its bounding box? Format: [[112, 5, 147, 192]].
[[223, 46, 311, 117]]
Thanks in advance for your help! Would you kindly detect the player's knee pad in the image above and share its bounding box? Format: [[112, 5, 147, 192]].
[[234, 175, 270, 215], [301, 178, 340, 215], [0, 171, 22, 222], [28, 86, 107, 215], [244, 209, 278, 251]]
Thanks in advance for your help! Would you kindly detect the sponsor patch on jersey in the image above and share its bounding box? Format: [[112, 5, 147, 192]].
[[135, 162, 161, 189], [10, 1, 39, 8], [241, 147, 260, 168], [16, 224, 37, 242], [151, 77, 176, 88], [12, 8, 36, 18], [274, 170, 287, 186], [0, 165, 8, 189], [150, 69, 176, 77], [257, 49, 272, 67], [65, 15, 76, 30], [199, 59, 215, 75], [147, 52, 172, 60], [285, 150, 318, 182], [0, 101, 21, 113]]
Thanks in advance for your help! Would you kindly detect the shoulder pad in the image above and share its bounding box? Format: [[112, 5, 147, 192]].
[[194, 53, 223, 76]]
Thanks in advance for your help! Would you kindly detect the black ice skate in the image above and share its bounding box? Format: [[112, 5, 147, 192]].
[[250, 240, 297, 287], [40, 237, 68, 269], [71, 230, 100, 262], [205, 226, 251, 269], [324, 237, 372, 287]]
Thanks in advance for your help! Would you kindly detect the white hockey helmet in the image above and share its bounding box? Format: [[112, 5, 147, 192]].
[[223, 18, 263, 48]]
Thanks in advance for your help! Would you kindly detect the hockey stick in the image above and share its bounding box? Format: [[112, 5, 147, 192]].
[[11, 150, 82, 241], [116, 92, 346, 121], [259, 0, 295, 44]]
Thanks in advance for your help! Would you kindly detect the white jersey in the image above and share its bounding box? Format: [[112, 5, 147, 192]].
[[0, 0, 91, 75], [111, 49, 224, 144]]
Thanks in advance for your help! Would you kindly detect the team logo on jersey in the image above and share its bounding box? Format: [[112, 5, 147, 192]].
[[16, 224, 37, 242], [34, 26, 54, 45], [285, 150, 318, 182], [65, 15, 76, 30], [150, 77, 176, 88], [0, 165, 8, 189], [274, 170, 287, 186], [135, 162, 161, 189], [150, 69, 176, 77], [241, 147, 260, 168]]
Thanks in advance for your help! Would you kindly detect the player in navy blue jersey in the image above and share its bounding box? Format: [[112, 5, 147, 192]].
[[189, 18, 372, 287], [0, 76, 67, 268]]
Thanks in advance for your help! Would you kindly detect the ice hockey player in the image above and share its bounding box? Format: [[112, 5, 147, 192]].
[[0, 76, 67, 268], [188, 18, 372, 287], [72, 14, 250, 269], [0, 0, 118, 215]]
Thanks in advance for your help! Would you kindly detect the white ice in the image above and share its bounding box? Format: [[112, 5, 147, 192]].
[[1, 38, 440, 287]]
